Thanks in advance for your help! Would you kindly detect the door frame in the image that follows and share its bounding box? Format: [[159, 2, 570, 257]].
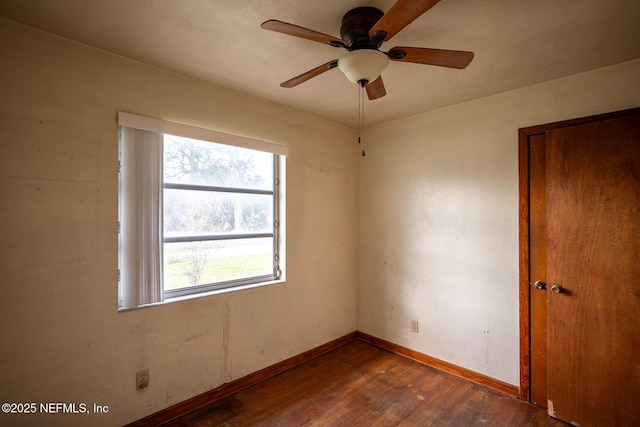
[[517, 107, 640, 402]]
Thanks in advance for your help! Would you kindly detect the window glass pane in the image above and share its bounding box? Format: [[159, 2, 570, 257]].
[[164, 189, 273, 236], [164, 134, 273, 190], [164, 238, 274, 290]]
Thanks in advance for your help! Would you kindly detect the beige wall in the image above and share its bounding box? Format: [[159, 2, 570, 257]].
[[0, 19, 357, 426], [357, 58, 640, 385]]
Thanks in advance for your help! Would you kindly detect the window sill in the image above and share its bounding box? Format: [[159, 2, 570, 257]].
[[118, 279, 286, 312]]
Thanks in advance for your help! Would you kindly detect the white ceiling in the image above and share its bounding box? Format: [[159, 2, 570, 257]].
[[1, 0, 639, 128]]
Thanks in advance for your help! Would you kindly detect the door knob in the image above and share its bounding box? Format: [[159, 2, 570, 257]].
[[534, 280, 547, 290], [551, 284, 564, 294]]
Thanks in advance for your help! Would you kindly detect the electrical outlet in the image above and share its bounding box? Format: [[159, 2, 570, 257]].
[[136, 369, 149, 389], [411, 320, 419, 333]]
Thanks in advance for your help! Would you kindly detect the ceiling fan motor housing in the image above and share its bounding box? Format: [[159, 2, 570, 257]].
[[340, 7, 384, 50]]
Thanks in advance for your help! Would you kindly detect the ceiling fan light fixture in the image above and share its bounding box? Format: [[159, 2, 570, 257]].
[[338, 49, 389, 85]]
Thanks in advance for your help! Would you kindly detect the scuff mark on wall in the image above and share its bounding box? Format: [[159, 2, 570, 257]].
[[484, 329, 490, 368], [220, 300, 232, 383]]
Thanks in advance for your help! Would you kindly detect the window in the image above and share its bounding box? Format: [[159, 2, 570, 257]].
[[118, 113, 286, 309]]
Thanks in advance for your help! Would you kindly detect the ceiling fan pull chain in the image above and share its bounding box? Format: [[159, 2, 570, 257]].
[[359, 83, 366, 157], [357, 82, 361, 146]]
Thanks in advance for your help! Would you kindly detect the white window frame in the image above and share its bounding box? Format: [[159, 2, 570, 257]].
[[117, 112, 286, 310]]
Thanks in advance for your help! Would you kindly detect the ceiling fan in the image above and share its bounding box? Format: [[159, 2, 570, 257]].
[[261, 0, 474, 100]]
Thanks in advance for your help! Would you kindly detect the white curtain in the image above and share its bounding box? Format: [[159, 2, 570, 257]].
[[119, 127, 164, 309]]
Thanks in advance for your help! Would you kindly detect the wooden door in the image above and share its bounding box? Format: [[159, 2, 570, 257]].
[[520, 108, 640, 426]]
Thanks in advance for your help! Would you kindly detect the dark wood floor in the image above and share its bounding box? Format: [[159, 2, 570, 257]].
[[165, 340, 567, 426]]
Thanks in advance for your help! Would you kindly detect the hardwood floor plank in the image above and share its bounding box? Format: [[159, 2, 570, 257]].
[[164, 340, 567, 426]]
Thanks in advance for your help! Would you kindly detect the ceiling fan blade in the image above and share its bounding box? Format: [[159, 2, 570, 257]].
[[388, 47, 474, 69], [366, 76, 386, 100], [280, 60, 339, 88], [369, 0, 441, 42], [261, 20, 347, 48]]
